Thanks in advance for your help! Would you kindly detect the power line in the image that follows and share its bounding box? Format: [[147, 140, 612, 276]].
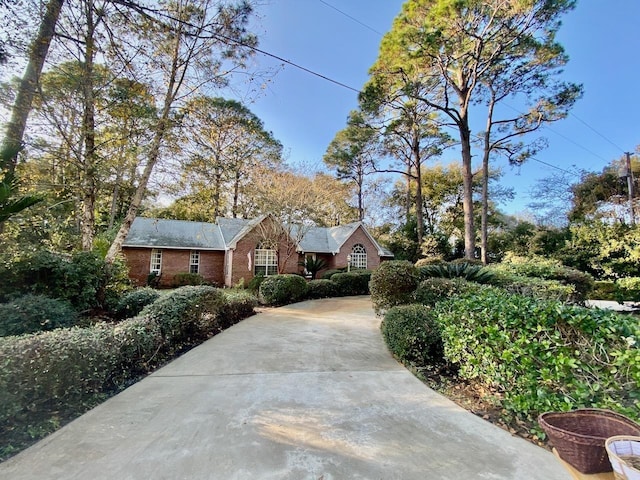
[[568, 112, 627, 153], [317, 0, 385, 37]]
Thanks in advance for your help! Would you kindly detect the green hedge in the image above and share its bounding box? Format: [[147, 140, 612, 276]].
[[172, 272, 206, 287], [369, 261, 420, 315], [307, 279, 338, 299], [413, 278, 485, 307], [487, 255, 594, 303], [381, 304, 443, 366], [141, 286, 226, 351], [330, 271, 371, 296], [418, 262, 496, 283], [259, 274, 309, 306], [435, 288, 640, 425], [489, 273, 576, 303], [0, 286, 255, 461], [0, 294, 78, 336], [113, 288, 161, 320]]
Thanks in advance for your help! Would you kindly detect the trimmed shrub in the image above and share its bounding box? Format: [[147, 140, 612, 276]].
[[590, 280, 618, 301], [0, 294, 78, 336], [141, 286, 226, 350], [172, 272, 205, 287], [490, 273, 576, 303], [370, 261, 420, 315], [112, 315, 164, 379], [307, 279, 338, 299], [415, 257, 445, 267], [216, 290, 258, 331], [113, 288, 161, 320], [414, 278, 485, 307], [435, 288, 640, 424], [418, 262, 496, 283], [259, 274, 309, 306], [616, 277, 640, 301], [331, 271, 371, 296], [321, 269, 344, 280], [488, 254, 594, 302], [381, 304, 443, 366]]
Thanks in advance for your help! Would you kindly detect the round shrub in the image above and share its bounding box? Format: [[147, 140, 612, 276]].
[[489, 273, 576, 302], [247, 275, 265, 293], [113, 288, 161, 320], [331, 271, 371, 296], [307, 279, 338, 299], [415, 257, 445, 267], [369, 261, 419, 315], [321, 269, 343, 280], [0, 294, 78, 337], [381, 304, 443, 366], [616, 277, 640, 301], [259, 274, 309, 306], [172, 272, 205, 287], [141, 286, 226, 349], [414, 278, 485, 307]]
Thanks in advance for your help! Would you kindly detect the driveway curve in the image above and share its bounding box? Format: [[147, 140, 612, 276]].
[[0, 296, 569, 479]]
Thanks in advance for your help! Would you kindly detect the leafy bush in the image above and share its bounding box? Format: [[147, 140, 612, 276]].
[[0, 317, 162, 460], [306, 279, 338, 299], [172, 272, 205, 287], [0, 250, 131, 312], [0, 294, 78, 336], [488, 254, 594, 302], [321, 269, 344, 280], [216, 290, 258, 331], [616, 277, 640, 301], [415, 257, 445, 267], [418, 262, 496, 283], [490, 273, 576, 302], [331, 271, 371, 296], [381, 304, 443, 366], [370, 261, 420, 315], [141, 285, 226, 350], [113, 288, 161, 320], [247, 274, 265, 293], [259, 274, 309, 306], [590, 281, 618, 301], [413, 278, 485, 307], [435, 288, 640, 424], [299, 257, 328, 280]]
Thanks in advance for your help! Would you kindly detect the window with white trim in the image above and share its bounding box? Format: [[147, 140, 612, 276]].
[[351, 244, 367, 269], [254, 243, 278, 276], [150, 249, 162, 274], [189, 250, 200, 274]]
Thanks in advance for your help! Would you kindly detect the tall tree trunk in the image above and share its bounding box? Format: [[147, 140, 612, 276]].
[[405, 164, 412, 223], [412, 134, 424, 247], [105, 25, 183, 263], [459, 119, 475, 259], [80, 0, 97, 251], [232, 170, 240, 218], [480, 96, 496, 265], [1, 0, 65, 173], [357, 168, 364, 221]]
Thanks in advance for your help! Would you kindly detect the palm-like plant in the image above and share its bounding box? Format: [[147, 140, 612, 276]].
[[299, 256, 328, 280], [0, 147, 42, 229]]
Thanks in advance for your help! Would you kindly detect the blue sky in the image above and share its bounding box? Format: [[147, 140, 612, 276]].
[[238, 1, 640, 217]]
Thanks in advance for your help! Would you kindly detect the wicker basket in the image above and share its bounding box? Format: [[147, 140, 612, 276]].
[[539, 409, 640, 474], [606, 436, 640, 480]]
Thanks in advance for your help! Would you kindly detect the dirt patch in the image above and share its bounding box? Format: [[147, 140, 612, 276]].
[[414, 364, 548, 449]]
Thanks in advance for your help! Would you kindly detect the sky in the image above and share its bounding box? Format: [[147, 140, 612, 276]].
[[229, 0, 640, 218]]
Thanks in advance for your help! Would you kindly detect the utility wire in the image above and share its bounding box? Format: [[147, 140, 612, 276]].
[[317, 0, 385, 36], [568, 112, 627, 153]]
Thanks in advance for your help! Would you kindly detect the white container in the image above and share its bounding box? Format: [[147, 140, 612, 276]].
[[606, 436, 640, 480]]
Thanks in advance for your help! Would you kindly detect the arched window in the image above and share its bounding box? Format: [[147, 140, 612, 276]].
[[254, 242, 278, 276], [351, 244, 367, 270]]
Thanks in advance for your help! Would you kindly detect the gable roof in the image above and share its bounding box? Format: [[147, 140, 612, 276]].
[[123, 216, 393, 257], [123, 217, 225, 250]]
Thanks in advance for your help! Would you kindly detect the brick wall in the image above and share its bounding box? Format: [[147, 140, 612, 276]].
[[330, 226, 382, 271], [122, 247, 225, 287], [229, 217, 301, 286]]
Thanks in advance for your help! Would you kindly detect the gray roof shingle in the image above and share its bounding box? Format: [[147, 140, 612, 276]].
[[123, 217, 225, 250]]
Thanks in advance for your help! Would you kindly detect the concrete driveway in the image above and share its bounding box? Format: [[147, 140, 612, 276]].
[[0, 296, 569, 479]]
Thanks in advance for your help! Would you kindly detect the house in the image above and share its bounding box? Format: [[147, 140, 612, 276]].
[[122, 215, 394, 287]]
